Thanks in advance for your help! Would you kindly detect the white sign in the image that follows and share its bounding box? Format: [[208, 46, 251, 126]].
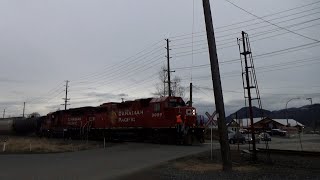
[[205, 111, 217, 127]]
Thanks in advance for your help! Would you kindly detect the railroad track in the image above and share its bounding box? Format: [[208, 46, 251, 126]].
[[257, 148, 320, 156]]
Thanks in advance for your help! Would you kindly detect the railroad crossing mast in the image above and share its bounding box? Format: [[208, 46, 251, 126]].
[[238, 31, 263, 161]]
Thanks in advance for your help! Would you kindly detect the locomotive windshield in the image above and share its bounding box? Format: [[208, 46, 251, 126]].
[[168, 99, 186, 108]]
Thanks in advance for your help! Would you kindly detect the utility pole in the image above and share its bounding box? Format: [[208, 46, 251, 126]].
[[163, 79, 166, 97], [22, 102, 26, 118], [189, 83, 193, 107], [238, 31, 263, 161], [61, 80, 70, 110], [202, 0, 232, 171], [306, 98, 312, 105], [306, 98, 314, 130], [2, 109, 5, 119], [165, 39, 172, 97]]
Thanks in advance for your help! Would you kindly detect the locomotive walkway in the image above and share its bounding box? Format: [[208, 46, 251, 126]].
[[0, 142, 211, 180]]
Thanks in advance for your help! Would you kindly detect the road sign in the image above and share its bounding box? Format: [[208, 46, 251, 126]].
[[205, 111, 217, 127], [205, 111, 218, 160]]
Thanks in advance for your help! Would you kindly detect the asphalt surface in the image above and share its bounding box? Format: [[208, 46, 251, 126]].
[[0, 143, 210, 180]]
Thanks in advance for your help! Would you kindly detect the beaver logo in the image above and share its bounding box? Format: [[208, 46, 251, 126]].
[[109, 111, 117, 125]]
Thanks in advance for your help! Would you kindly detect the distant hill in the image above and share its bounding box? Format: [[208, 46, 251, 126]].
[[226, 106, 272, 122], [226, 104, 320, 129]]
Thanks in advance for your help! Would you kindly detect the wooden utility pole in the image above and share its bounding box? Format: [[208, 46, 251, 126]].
[[189, 82, 193, 107], [22, 102, 25, 118], [2, 109, 5, 119], [61, 80, 70, 110], [165, 39, 172, 97], [202, 0, 232, 170]]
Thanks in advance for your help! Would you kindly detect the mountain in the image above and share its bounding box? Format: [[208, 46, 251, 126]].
[[226, 106, 272, 122], [226, 104, 320, 128]]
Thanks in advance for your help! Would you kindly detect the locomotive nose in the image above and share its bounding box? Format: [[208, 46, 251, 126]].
[[186, 108, 196, 116]]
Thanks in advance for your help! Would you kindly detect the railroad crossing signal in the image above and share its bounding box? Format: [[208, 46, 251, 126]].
[[205, 111, 218, 127]]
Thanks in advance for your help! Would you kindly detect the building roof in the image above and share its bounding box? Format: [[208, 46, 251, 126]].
[[272, 119, 304, 127], [229, 117, 304, 127], [232, 117, 265, 127]]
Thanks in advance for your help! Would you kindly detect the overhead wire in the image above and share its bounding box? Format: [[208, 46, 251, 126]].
[[6, 1, 320, 113], [73, 39, 165, 82], [171, 11, 320, 49], [224, 0, 320, 42], [73, 43, 166, 84], [170, 0, 320, 40]]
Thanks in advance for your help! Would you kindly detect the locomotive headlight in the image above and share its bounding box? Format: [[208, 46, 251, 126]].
[[192, 109, 196, 115]]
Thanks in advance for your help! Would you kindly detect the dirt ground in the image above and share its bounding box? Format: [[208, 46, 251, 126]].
[[119, 149, 320, 180], [0, 136, 106, 153]]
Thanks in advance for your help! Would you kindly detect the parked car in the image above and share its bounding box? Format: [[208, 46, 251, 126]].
[[228, 132, 246, 144], [245, 134, 260, 144], [259, 132, 272, 141], [239, 129, 248, 134], [271, 129, 287, 136], [228, 129, 236, 138]]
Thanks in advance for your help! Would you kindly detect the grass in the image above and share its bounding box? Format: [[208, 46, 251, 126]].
[[0, 136, 102, 154]]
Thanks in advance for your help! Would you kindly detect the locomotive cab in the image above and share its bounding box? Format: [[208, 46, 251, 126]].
[[150, 96, 204, 144], [166, 97, 197, 126]]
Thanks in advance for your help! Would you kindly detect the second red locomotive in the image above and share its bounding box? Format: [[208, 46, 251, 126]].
[[39, 96, 204, 144]]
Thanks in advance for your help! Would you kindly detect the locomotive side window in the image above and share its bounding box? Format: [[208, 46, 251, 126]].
[[154, 103, 161, 112]]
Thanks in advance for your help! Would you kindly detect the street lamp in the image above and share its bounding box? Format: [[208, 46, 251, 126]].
[[286, 97, 300, 126]]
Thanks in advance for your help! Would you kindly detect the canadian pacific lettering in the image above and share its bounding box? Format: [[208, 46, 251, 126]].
[[118, 110, 143, 116], [118, 118, 136, 122]]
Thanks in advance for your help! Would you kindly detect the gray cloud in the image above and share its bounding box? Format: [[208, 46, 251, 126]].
[[118, 93, 128, 97], [0, 77, 23, 84], [0, 0, 319, 117]]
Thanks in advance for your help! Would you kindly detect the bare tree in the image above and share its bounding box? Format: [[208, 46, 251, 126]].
[[171, 76, 185, 97], [28, 112, 40, 118], [153, 66, 185, 97], [154, 66, 167, 97]]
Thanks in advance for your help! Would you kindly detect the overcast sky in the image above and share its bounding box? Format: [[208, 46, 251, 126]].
[[1, 0, 319, 117]]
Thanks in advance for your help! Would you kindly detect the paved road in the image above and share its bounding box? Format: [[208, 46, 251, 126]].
[[0, 143, 210, 180]]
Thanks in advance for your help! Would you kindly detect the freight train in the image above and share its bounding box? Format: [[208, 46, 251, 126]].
[[0, 117, 42, 135], [39, 96, 205, 145]]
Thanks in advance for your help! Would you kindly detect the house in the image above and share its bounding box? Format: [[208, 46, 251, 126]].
[[227, 117, 265, 132], [227, 117, 304, 133]]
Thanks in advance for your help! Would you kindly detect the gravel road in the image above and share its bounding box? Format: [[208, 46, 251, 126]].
[[120, 149, 320, 180]]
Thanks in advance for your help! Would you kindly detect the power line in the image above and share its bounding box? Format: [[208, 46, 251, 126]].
[[174, 54, 320, 71], [73, 39, 165, 82], [174, 40, 320, 61], [73, 54, 165, 91], [170, 1, 320, 40], [171, 12, 320, 49], [73, 45, 165, 84], [72, 51, 165, 88], [225, 0, 320, 42]]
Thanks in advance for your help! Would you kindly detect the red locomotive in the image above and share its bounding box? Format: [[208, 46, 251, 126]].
[[39, 96, 205, 144]]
